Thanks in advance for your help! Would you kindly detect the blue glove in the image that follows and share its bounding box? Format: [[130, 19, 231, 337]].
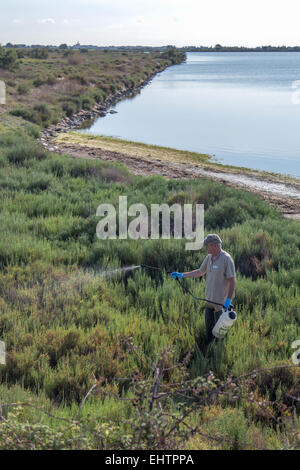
[[223, 298, 231, 308], [171, 272, 184, 279]]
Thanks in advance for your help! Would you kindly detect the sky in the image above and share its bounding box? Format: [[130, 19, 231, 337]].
[[1, 0, 300, 47]]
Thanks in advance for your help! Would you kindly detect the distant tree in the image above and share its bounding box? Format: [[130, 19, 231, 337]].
[[16, 48, 26, 58], [63, 50, 74, 57], [0, 46, 18, 69], [29, 48, 49, 59], [59, 44, 68, 50], [160, 48, 185, 65]]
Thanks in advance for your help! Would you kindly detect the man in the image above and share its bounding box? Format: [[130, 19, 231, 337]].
[[170, 234, 236, 344]]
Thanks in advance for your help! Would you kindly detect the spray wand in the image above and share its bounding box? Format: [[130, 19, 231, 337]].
[[140, 264, 237, 338], [140, 264, 224, 306]]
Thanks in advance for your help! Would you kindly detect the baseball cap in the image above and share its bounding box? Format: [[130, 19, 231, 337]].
[[203, 234, 222, 245]]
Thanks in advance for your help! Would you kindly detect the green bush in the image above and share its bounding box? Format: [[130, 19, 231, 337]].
[[26, 172, 52, 192], [24, 124, 40, 139], [0, 416, 91, 450], [0, 47, 18, 69], [214, 408, 249, 450], [62, 101, 76, 117], [33, 77, 46, 87], [92, 90, 106, 103], [10, 103, 54, 126], [10, 107, 34, 122], [47, 75, 56, 86], [70, 74, 87, 85], [32, 103, 53, 125], [17, 82, 30, 95], [28, 48, 49, 60], [81, 96, 93, 110], [6, 142, 47, 165], [70, 97, 83, 112]]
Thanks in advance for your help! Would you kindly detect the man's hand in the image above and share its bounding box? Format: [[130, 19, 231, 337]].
[[223, 298, 231, 308], [170, 272, 184, 279]]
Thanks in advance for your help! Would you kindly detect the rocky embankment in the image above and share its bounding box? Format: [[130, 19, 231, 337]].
[[40, 69, 166, 150]]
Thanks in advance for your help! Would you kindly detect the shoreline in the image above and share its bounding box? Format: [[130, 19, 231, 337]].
[[40, 66, 171, 143], [39, 65, 300, 220], [40, 113, 300, 187], [43, 131, 300, 219]]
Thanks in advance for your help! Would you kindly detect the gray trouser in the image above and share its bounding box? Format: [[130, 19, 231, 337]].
[[205, 307, 222, 344]]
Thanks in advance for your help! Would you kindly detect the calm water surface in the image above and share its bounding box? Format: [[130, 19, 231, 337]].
[[80, 52, 300, 177]]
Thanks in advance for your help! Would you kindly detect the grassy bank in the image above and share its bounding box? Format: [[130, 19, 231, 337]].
[[56, 131, 212, 165], [0, 48, 184, 132], [55, 132, 300, 186], [0, 49, 299, 450]]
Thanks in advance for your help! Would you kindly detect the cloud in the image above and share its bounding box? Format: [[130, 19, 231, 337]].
[[37, 18, 55, 24], [12, 19, 24, 24], [62, 18, 80, 25]]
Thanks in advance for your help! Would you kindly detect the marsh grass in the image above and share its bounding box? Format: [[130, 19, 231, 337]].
[[0, 132, 298, 416]]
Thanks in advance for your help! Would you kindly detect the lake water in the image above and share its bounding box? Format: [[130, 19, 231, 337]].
[[80, 52, 300, 178]]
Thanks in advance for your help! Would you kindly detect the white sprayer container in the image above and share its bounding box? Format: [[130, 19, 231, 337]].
[[0, 341, 5, 365], [212, 308, 237, 339]]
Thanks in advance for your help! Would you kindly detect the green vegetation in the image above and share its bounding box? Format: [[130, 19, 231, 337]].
[[0, 47, 18, 70], [0, 49, 299, 450], [0, 129, 299, 449], [0, 48, 184, 132], [10, 103, 58, 127]]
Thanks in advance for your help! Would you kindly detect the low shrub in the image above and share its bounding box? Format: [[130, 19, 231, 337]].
[[68, 54, 82, 65], [62, 101, 76, 117], [10, 103, 54, 126], [6, 141, 47, 165], [10, 107, 33, 121], [81, 96, 93, 110], [0, 47, 18, 69], [17, 82, 30, 95], [47, 75, 57, 86], [28, 48, 49, 60]]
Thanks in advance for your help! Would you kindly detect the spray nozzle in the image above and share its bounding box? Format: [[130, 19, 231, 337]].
[[140, 264, 170, 273]]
